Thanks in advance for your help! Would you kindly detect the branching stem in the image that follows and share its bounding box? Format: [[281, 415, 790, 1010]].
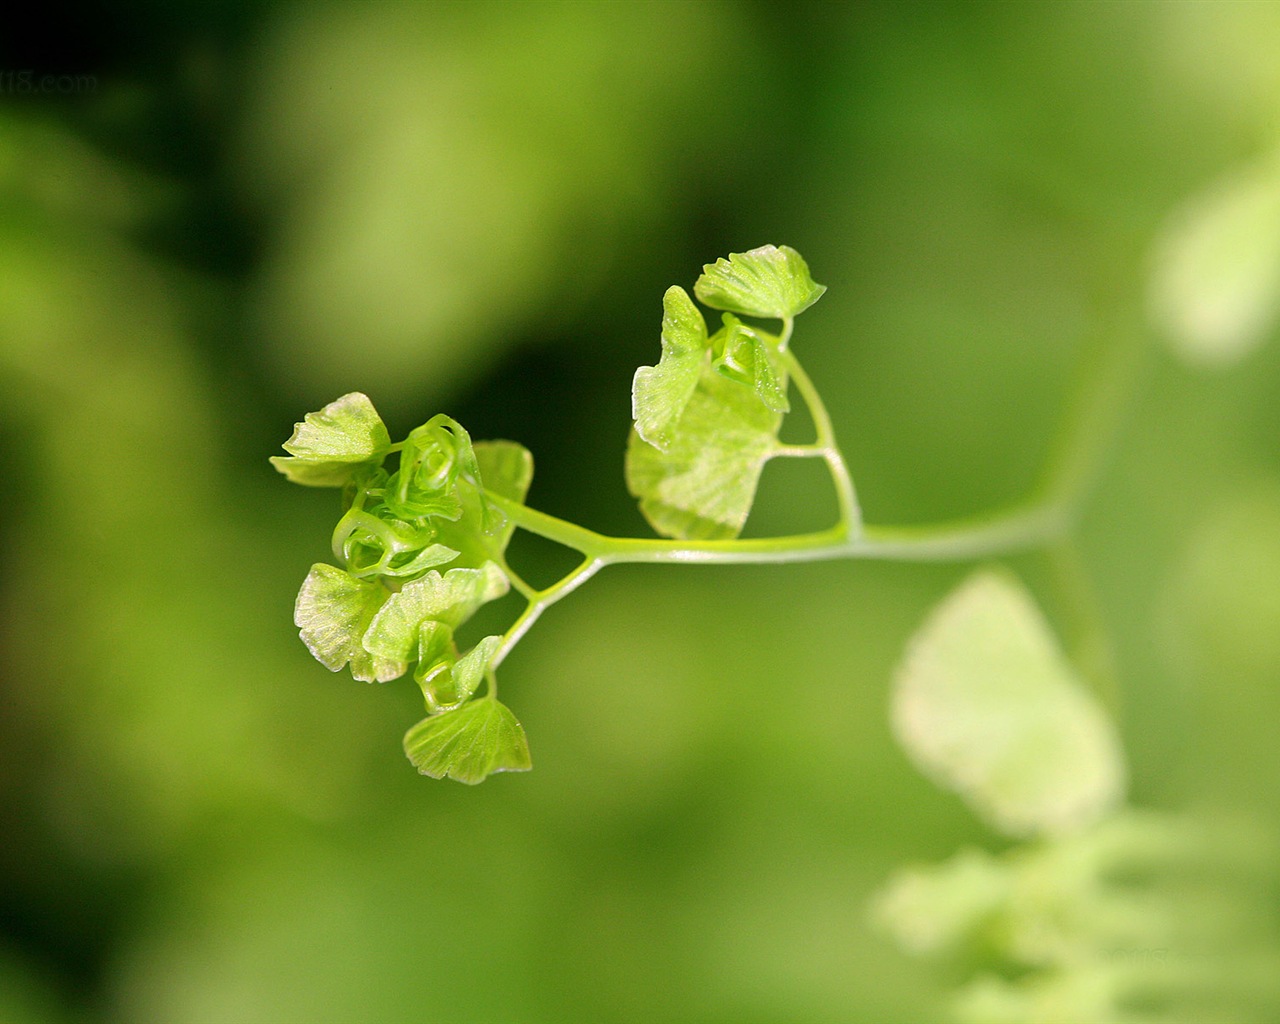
[[778, 336, 863, 537], [488, 491, 1069, 567], [483, 316, 1141, 665], [492, 556, 603, 670]]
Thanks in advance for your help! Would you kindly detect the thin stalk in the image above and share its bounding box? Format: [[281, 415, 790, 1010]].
[[485, 545, 539, 601], [1042, 539, 1122, 715], [779, 345, 862, 537], [485, 491, 1069, 567], [1037, 306, 1147, 511], [479, 302, 1141, 667], [491, 556, 603, 669]]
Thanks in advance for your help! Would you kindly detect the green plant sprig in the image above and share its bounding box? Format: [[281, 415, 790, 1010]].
[[273, 244, 1115, 783]]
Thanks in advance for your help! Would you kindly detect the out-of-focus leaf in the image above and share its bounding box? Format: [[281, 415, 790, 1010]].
[[1149, 153, 1280, 367], [294, 564, 403, 682], [403, 697, 532, 784], [694, 244, 826, 320], [892, 568, 1126, 838], [243, 2, 761, 401], [872, 849, 1011, 957]]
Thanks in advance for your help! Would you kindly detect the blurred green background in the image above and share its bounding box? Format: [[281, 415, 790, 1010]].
[[2, 2, 1279, 1021]]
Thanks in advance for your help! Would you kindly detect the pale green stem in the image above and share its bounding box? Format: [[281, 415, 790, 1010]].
[[491, 556, 603, 670], [1043, 538, 1122, 716], [485, 491, 1068, 566], [771, 444, 827, 458], [777, 343, 863, 537], [1037, 307, 1147, 512], [485, 544, 539, 601], [482, 306, 1142, 666], [777, 316, 795, 350]]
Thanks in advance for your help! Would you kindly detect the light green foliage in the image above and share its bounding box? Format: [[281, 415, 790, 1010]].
[[626, 370, 785, 540], [631, 286, 709, 449], [20, 10, 1280, 1022], [386, 414, 483, 522], [712, 314, 789, 413], [403, 697, 532, 784], [892, 569, 1125, 838], [331, 509, 458, 579], [276, 393, 521, 781], [294, 564, 402, 682], [871, 848, 1012, 956], [433, 440, 534, 568], [269, 392, 392, 486], [875, 813, 1280, 1024], [363, 565, 508, 664], [418, 635, 502, 713], [277, 247, 1135, 822], [624, 244, 825, 540], [694, 244, 827, 319], [280, 246, 849, 779]]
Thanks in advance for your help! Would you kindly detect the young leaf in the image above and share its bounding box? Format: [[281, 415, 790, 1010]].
[[713, 315, 789, 413], [403, 697, 532, 784], [453, 635, 501, 701], [330, 509, 458, 578], [413, 619, 455, 681], [473, 440, 535, 505], [420, 634, 503, 713], [270, 392, 392, 486], [294, 563, 405, 682], [432, 440, 534, 568], [361, 562, 508, 664], [632, 286, 710, 449], [892, 568, 1126, 839], [626, 370, 783, 540], [694, 244, 826, 320], [384, 415, 478, 521]]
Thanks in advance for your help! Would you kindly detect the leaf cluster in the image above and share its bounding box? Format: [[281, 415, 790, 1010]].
[[275, 394, 533, 783], [275, 243, 834, 783], [626, 244, 825, 539]]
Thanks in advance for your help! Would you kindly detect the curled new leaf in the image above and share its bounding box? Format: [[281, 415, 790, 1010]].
[[271, 392, 392, 486], [712, 315, 789, 413], [419, 634, 502, 713], [384, 414, 481, 522], [694, 244, 826, 320], [892, 568, 1126, 838], [413, 620, 455, 685], [432, 440, 534, 568], [632, 286, 710, 450], [294, 563, 405, 682], [330, 509, 458, 578], [403, 697, 532, 784]]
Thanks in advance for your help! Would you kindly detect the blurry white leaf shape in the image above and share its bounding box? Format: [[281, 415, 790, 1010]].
[[1149, 150, 1280, 367], [892, 568, 1126, 838]]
